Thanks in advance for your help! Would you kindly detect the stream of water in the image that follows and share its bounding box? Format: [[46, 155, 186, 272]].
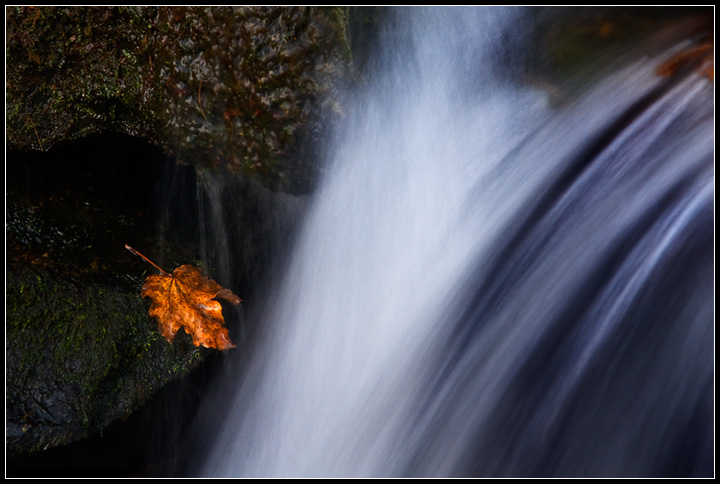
[[193, 8, 713, 477]]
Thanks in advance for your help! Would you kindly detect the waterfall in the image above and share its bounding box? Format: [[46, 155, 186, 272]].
[[194, 7, 713, 477]]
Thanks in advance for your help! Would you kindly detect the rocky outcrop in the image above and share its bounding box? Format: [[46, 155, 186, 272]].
[[5, 131, 307, 456], [5, 265, 207, 454], [6, 6, 354, 456], [6, 6, 352, 194]]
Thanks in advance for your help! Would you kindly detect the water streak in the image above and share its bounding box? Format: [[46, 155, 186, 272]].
[[196, 7, 713, 477]]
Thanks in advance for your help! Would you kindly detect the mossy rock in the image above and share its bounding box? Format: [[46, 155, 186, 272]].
[[6, 265, 210, 455], [4, 134, 207, 455], [5, 131, 305, 456], [6, 6, 352, 194]]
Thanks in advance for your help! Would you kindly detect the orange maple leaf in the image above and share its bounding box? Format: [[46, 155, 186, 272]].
[[126, 245, 241, 351]]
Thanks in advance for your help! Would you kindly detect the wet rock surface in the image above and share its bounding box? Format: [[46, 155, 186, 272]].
[[6, 6, 351, 194], [6, 265, 206, 455]]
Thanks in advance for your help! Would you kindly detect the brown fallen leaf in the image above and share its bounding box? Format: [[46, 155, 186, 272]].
[[657, 41, 713, 81], [126, 245, 241, 351]]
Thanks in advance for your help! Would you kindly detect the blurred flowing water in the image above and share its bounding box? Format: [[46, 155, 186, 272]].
[[194, 7, 713, 477]]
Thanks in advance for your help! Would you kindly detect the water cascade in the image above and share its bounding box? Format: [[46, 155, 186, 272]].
[[194, 8, 713, 477]]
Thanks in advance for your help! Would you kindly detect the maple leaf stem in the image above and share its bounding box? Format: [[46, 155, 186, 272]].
[[125, 244, 168, 275]]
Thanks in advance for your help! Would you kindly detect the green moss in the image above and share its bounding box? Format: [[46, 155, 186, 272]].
[[6, 266, 208, 454]]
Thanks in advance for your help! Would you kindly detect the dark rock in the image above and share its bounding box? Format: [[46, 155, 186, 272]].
[[6, 265, 206, 455], [5, 131, 307, 456], [6, 6, 352, 194], [5, 134, 206, 455]]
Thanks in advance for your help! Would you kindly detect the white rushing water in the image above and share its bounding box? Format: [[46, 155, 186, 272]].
[[196, 7, 713, 477]]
